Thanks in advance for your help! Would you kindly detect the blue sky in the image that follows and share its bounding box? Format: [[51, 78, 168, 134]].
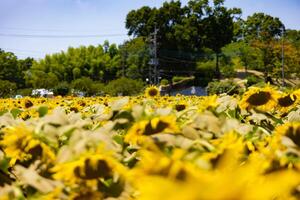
[[0, 0, 299, 59]]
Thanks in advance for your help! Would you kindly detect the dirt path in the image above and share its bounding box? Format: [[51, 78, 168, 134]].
[[235, 69, 300, 87]]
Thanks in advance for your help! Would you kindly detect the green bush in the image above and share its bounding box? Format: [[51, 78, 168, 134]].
[[53, 82, 70, 96], [17, 88, 32, 97], [71, 77, 94, 96], [160, 79, 169, 86], [104, 77, 144, 96], [0, 80, 17, 98], [246, 75, 263, 87], [91, 82, 105, 96], [220, 65, 236, 78], [196, 60, 215, 86], [172, 76, 187, 83], [206, 80, 241, 95]]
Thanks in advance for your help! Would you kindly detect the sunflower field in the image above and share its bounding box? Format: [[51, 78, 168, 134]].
[[1, 85, 300, 199]]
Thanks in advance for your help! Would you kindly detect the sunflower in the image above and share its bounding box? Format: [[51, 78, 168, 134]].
[[124, 115, 180, 145], [198, 95, 219, 112], [0, 125, 55, 166], [273, 122, 300, 147], [174, 100, 188, 112], [131, 149, 197, 181], [239, 86, 279, 111], [276, 90, 300, 114], [51, 152, 127, 185], [145, 85, 160, 98]]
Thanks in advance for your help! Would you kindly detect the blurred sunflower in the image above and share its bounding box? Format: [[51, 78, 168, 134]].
[[145, 85, 160, 98], [276, 90, 300, 114], [239, 86, 279, 111], [198, 95, 218, 112], [131, 149, 197, 181], [52, 152, 126, 185], [174, 100, 187, 112], [0, 125, 55, 166], [124, 115, 180, 144], [273, 122, 300, 147]]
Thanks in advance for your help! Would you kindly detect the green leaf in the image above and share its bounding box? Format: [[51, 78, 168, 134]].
[[113, 135, 124, 146], [0, 157, 10, 173], [10, 108, 22, 119], [37, 106, 48, 117], [0, 109, 8, 116]]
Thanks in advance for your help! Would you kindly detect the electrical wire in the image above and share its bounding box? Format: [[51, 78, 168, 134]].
[[0, 33, 127, 38]]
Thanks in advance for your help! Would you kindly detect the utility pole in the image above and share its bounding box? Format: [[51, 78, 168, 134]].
[[281, 27, 285, 87], [149, 25, 159, 85]]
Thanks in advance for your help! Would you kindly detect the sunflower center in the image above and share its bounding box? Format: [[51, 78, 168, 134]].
[[246, 91, 271, 106], [175, 104, 186, 111], [286, 126, 300, 147], [74, 159, 112, 179], [144, 120, 169, 135], [148, 88, 158, 97], [278, 94, 297, 107], [24, 100, 33, 108]]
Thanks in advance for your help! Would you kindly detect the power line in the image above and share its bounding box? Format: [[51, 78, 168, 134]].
[[0, 33, 127, 38], [0, 27, 123, 33], [2, 48, 46, 53]]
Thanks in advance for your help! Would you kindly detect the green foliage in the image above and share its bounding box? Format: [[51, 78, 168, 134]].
[[206, 80, 241, 95], [53, 82, 70, 96], [17, 88, 32, 97], [91, 82, 106, 96], [27, 43, 121, 87], [0, 80, 17, 98], [119, 37, 149, 80], [243, 13, 284, 41], [37, 106, 48, 117], [246, 75, 264, 87], [0, 50, 19, 83], [105, 78, 144, 96], [160, 79, 169, 85], [125, 0, 241, 77], [71, 77, 94, 96], [172, 76, 187, 83]]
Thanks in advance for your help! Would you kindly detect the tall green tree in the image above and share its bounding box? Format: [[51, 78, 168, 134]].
[[241, 13, 285, 79], [203, 0, 241, 78], [126, 0, 241, 78], [0, 49, 19, 83]]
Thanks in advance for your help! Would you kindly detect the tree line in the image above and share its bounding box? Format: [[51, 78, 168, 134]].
[[0, 0, 300, 97]]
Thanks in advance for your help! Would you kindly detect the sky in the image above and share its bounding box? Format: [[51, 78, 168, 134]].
[[0, 0, 299, 59]]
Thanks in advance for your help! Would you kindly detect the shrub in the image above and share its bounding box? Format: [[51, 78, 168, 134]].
[[0, 80, 17, 98], [206, 80, 241, 95], [196, 60, 215, 86], [104, 77, 144, 96], [53, 82, 70, 96], [71, 77, 94, 96], [160, 79, 169, 86], [172, 76, 187, 83], [220, 65, 236, 78], [17, 88, 32, 97], [246, 75, 263, 87], [91, 82, 105, 96]]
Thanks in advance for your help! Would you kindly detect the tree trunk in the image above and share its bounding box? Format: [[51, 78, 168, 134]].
[[215, 53, 220, 79]]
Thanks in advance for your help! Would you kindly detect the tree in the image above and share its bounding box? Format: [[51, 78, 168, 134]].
[[105, 77, 144, 96], [119, 37, 150, 80], [27, 44, 121, 87], [125, 0, 241, 78], [17, 57, 34, 88], [243, 13, 284, 41], [0, 49, 19, 83], [0, 80, 17, 98], [285, 29, 300, 50], [203, 0, 241, 78], [241, 13, 285, 80]]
